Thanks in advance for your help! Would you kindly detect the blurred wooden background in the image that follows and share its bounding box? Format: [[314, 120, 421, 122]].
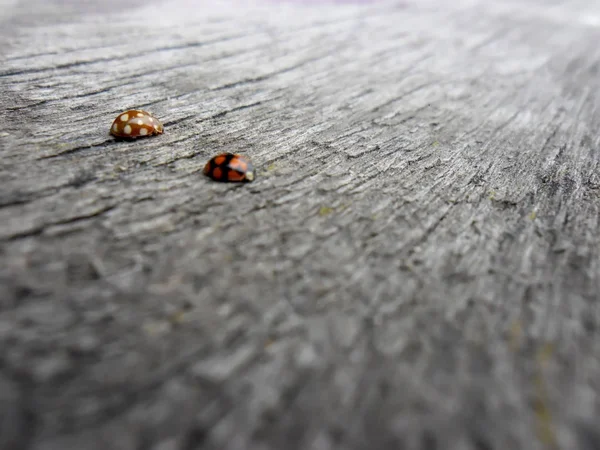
[[1, 0, 600, 448]]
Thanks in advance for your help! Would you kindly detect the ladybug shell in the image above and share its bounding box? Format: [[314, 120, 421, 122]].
[[110, 109, 164, 139], [203, 153, 255, 182]]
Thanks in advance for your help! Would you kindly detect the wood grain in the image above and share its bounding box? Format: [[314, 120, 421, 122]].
[[1, 0, 600, 448]]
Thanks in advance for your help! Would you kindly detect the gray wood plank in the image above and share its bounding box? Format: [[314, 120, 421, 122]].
[[1, 0, 600, 448]]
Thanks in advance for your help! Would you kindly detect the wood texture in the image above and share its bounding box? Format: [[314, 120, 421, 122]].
[[1, 0, 600, 448]]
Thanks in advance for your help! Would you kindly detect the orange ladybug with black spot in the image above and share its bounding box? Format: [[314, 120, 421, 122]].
[[203, 153, 255, 182]]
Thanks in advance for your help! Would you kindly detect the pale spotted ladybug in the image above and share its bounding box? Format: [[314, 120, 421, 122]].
[[203, 153, 255, 182], [110, 109, 163, 139]]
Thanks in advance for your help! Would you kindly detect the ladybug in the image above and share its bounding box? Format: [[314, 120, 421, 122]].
[[110, 109, 164, 139], [203, 153, 255, 182]]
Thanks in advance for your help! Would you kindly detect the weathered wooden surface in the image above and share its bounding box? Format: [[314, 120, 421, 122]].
[[1, 0, 600, 448]]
